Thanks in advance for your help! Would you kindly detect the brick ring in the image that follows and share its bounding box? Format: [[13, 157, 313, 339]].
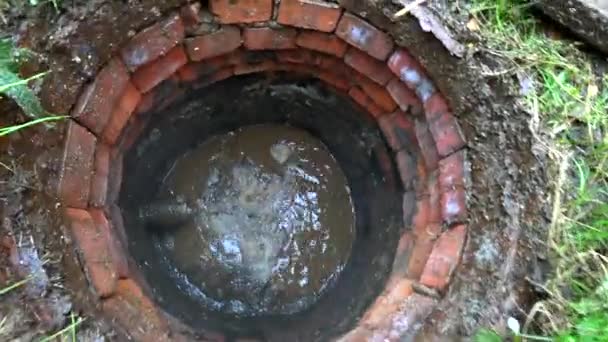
[[58, 1, 468, 340]]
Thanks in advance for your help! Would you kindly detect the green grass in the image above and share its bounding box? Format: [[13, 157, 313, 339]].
[[467, 0, 608, 340], [0, 37, 65, 135]]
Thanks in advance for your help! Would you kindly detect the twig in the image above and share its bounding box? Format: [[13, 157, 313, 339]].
[[394, 0, 428, 18]]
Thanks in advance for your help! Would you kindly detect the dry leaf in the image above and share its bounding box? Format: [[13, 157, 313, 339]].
[[466, 18, 480, 31]]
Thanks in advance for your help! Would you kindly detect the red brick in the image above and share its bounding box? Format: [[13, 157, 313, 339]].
[[276, 49, 316, 65], [317, 70, 350, 91], [210, 0, 273, 24], [134, 77, 181, 114], [356, 75, 397, 112], [107, 204, 128, 247], [185, 26, 242, 61], [424, 93, 450, 122], [89, 143, 110, 208], [369, 294, 436, 339], [120, 14, 185, 72], [348, 86, 384, 118], [387, 49, 436, 102], [72, 58, 129, 135], [234, 60, 277, 75], [420, 224, 467, 290], [102, 279, 170, 342], [58, 122, 96, 208], [396, 150, 417, 190], [106, 150, 123, 206], [296, 31, 348, 57], [178, 52, 236, 82], [441, 187, 467, 224], [388, 231, 414, 282], [428, 112, 466, 157], [427, 171, 442, 224], [361, 295, 398, 328], [377, 111, 416, 152], [65, 208, 117, 297], [335, 13, 394, 60], [411, 195, 441, 231], [415, 119, 439, 171], [386, 78, 423, 115], [131, 46, 188, 93], [344, 48, 393, 85], [406, 237, 435, 280], [180, 3, 202, 34], [439, 149, 466, 191], [277, 0, 342, 32], [89, 209, 129, 279], [243, 27, 297, 50], [102, 83, 141, 146]]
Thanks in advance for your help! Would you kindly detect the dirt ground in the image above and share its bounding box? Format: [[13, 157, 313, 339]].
[[0, 0, 553, 340]]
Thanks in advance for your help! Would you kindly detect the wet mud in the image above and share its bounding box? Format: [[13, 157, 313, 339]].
[[142, 125, 355, 316]]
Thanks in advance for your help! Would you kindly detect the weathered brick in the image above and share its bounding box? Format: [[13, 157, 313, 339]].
[[428, 112, 466, 157], [396, 150, 417, 190], [276, 49, 316, 65], [411, 197, 442, 238], [89, 209, 129, 279], [234, 60, 277, 75], [415, 119, 439, 171], [368, 294, 436, 339], [120, 14, 185, 72], [377, 111, 417, 152], [185, 26, 242, 61], [344, 48, 393, 85], [361, 295, 397, 328], [178, 50, 239, 82], [388, 231, 414, 282], [424, 93, 450, 122], [180, 3, 202, 34], [356, 75, 397, 112], [106, 150, 123, 206], [317, 69, 350, 91], [131, 46, 188, 93], [243, 27, 297, 50], [72, 58, 129, 135], [296, 31, 348, 57], [210, 0, 273, 24], [89, 143, 110, 208], [420, 224, 467, 290], [277, 0, 342, 32], [58, 122, 96, 208], [348, 86, 384, 118], [103, 83, 141, 146], [65, 208, 117, 298], [441, 187, 467, 225], [335, 13, 394, 60], [102, 279, 170, 342], [388, 49, 436, 102], [406, 237, 435, 280], [439, 149, 466, 191], [386, 78, 423, 115]]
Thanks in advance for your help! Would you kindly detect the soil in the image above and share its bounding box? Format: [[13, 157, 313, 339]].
[[0, 0, 556, 340]]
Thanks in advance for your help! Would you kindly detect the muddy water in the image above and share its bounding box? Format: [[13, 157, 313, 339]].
[[142, 125, 355, 316]]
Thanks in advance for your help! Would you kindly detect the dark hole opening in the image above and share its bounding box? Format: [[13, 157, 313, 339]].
[[119, 74, 404, 341]]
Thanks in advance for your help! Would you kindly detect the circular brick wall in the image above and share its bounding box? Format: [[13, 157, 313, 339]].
[[57, 1, 468, 340]]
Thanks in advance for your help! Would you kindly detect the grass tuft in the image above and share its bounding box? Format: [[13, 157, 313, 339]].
[[467, 0, 608, 340]]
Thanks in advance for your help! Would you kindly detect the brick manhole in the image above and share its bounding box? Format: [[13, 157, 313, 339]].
[[57, 1, 468, 340]]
